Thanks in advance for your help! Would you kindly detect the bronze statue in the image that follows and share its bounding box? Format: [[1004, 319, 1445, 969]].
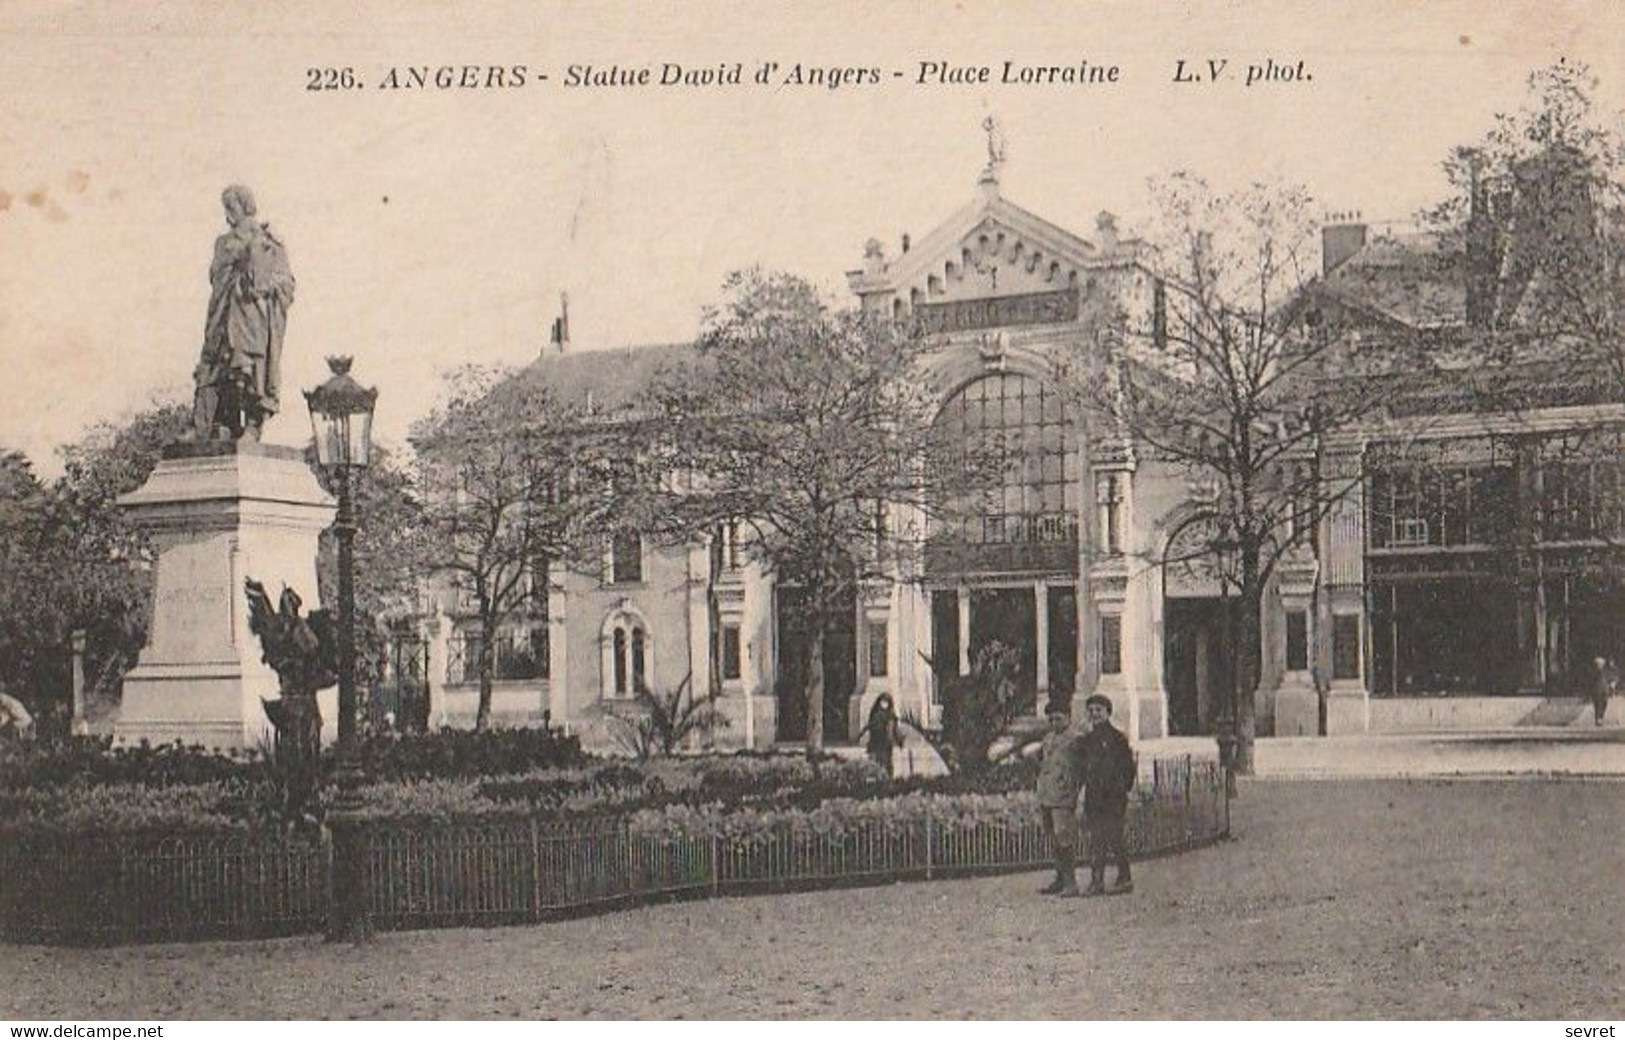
[[193, 186, 295, 442], [245, 578, 336, 824]]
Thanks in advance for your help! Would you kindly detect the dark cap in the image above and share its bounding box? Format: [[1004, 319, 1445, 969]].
[[1083, 694, 1113, 713]]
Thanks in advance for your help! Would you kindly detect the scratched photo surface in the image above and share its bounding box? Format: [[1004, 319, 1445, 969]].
[[1, 0, 1623, 1022]]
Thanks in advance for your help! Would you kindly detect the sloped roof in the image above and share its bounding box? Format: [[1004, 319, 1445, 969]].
[[498, 342, 699, 414], [1318, 230, 1469, 330]]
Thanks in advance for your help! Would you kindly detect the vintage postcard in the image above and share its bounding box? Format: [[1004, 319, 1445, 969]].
[[1, 0, 1622, 1025]]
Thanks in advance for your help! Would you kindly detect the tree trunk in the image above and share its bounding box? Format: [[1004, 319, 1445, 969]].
[[1232, 579, 1264, 776], [806, 624, 826, 752], [476, 618, 497, 731]]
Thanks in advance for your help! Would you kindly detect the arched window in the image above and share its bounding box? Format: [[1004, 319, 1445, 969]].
[[928, 372, 1079, 574], [602, 609, 650, 699]]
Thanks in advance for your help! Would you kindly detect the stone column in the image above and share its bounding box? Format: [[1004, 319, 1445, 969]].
[[1091, 464, 1165, 741], [903, 580, 934, 727], [69, 630, 90, 736], [423, 609, 450, 729], [546, 562, 570, 730], [116, 443, 335, 750], [686, 544, 712, 704], [713, 564, 749, 744], [1320, 443, 1370, 734], [1033, 579, 1050, 700], [956, 585, 971, 676], [1273, 551, 1321, 736], [857, 582, 894, 743]]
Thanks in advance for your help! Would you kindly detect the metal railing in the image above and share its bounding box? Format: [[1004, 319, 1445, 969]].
[[0, 756, 1228, 945]]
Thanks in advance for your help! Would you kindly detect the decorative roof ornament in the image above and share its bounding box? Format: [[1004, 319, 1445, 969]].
[[978, 330, 1009, 372], [979, 115, 1007, 198]]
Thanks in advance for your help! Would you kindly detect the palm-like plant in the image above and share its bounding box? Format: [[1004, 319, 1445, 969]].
[[903, 641, 1030, 776], [606, 675, 730, 760]]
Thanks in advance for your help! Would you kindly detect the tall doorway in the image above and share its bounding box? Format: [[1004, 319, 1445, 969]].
[[969, 588, 1039, 713], [1164, 597, 1235, 735], [929, 585, 1076, 713], [774, 585, 857, 744]]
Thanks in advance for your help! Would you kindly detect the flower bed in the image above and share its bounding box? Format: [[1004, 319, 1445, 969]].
[[0, 725, 585, 797], [0, 746, 1071, 841], [0, 756, 1230, 944]]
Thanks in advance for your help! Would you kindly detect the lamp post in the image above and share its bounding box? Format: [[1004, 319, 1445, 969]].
[[1209, 532, 1242, 796], [305, 355, 377, 942]]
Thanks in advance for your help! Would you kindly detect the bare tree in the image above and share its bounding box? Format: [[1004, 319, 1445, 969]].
[[638, 269, 980, 750], [1079, 174, 1436, 772], [411, 366, 614, 730]]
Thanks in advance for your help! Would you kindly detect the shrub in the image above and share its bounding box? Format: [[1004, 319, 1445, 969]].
[[0, 736, 255, 790], [338, 724, 585, 780], [0, 779, 276, 835]]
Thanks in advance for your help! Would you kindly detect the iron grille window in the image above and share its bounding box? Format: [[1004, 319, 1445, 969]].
[[610, 530, 643, 584], [1285, 610, 1309, 672], [1099, 615, 1123, 675], [1332, 614, 1360, 681], [447, 627, 549, 684], [720, 625, 742, 682], [868, 620, 889, 678]]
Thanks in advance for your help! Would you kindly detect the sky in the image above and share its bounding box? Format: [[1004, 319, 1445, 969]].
[[2, 0, 1623, 475]]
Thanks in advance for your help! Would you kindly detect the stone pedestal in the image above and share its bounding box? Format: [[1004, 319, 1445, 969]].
[[1274, 679, 1320, 737], [116, 443, 336, 750], [1325, 684, 1370, 735]]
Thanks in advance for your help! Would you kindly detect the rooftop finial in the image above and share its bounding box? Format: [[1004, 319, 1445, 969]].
[[979, 115, 1006, 199], [548, 292, 570, 355]]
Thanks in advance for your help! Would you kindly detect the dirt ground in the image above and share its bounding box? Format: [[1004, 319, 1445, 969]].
[[3, 779, 1621, 1020]]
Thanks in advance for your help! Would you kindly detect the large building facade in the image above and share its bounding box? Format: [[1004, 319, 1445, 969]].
[[411, 163, 1625, 748]]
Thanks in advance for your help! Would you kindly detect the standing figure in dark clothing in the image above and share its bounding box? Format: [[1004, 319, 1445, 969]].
[[1590, 656, 1617, 726], [1080, 693, 1138, 896], [1035, 699, 1087, 896], [857, 693, 904, 775]]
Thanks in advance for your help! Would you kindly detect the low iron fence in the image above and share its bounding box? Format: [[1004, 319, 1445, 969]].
[[0, 756, 1228, 945]]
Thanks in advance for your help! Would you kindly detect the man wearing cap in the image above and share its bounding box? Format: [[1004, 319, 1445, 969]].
[[1034, 699, 1087, 896], [1080, 693, 1137, 895]]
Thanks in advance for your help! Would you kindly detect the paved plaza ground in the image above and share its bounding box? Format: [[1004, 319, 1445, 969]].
[[3, 776, 1621, 1020]]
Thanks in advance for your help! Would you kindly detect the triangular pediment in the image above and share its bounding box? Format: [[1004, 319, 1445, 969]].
[[852, 192, 1117, 306]]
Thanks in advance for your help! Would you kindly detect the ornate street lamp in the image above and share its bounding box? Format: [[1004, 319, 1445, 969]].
[[1208, 531, 1242, 795], [305, 355, 377, 941]]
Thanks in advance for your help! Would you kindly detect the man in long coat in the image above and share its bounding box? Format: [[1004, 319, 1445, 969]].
[[1035, 699, 1087, 896], [1080, 693, 1137, 896], [194, 185, 295, 440]]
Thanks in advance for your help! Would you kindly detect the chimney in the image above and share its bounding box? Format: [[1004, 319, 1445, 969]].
[[1095, 211, 1120, 253], [547, 292, 570, 354], [863, 238, 886, 276], [1321, 211, 1367, 275], [1502, 143, 1597, 314], [901, 232, 911, 254]]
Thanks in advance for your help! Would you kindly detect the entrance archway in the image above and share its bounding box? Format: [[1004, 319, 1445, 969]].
[[924, 370, 1080, 707]]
